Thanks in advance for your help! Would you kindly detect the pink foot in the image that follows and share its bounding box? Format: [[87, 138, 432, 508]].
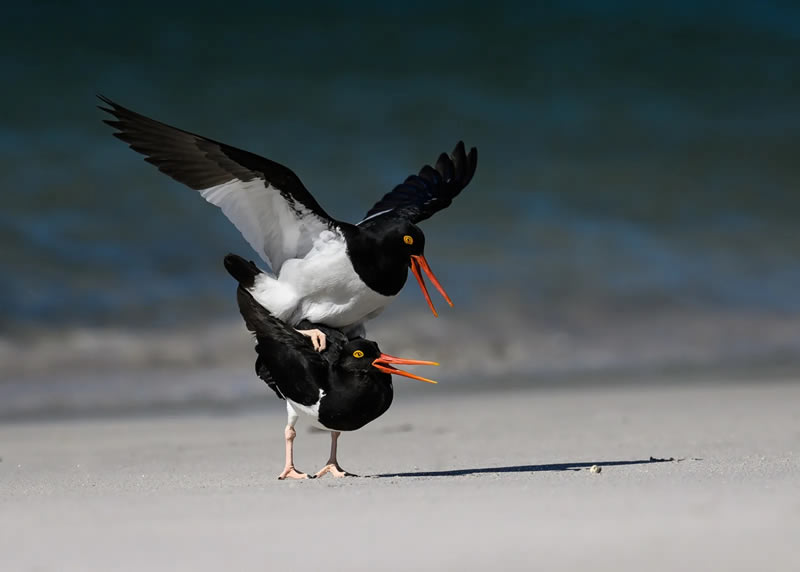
[[296, 328, 326, 352], [315, 463, 357, 478], [278, 466, 311, 480]]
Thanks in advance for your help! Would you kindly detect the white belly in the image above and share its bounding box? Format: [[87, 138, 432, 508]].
[[249, 230, 393, 328], [286, 392, 330, 430]]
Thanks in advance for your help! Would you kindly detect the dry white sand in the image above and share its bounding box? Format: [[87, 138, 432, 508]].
[[1, 379, 799, 571]]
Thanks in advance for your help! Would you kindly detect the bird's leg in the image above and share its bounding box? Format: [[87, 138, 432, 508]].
[[278, 405, 310, 480], [315, 431, 356, 478], [295, 328, 326, 352]]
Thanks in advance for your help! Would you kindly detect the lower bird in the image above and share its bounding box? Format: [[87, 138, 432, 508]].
[[226, 254, 438, 479]]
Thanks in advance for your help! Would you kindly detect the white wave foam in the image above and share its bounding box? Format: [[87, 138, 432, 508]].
[[2, 303, 800, 419]]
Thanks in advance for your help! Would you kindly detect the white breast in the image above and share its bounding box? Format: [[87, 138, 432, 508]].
[[249, 229, 393, 328]]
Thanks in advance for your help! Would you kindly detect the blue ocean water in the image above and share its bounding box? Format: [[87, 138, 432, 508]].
[[1, 1, 800, 412]]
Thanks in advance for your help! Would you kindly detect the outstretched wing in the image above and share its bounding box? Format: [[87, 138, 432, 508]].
[[99, 95, 335, 273], [359, 141, 478, 226]]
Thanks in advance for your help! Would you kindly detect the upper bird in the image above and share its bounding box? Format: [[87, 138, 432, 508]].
[[99, 96, 478, 341]]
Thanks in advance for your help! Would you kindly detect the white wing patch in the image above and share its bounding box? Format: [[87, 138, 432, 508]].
[[357, 208, 393, 225], [200, 178, 331, 273]]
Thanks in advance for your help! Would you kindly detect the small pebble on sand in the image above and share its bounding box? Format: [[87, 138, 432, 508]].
[[590, 465, 602, 473]]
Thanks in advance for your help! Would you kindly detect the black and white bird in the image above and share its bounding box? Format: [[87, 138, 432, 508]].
[[99, 96, 477, 343], [227, 254, 438, 479]]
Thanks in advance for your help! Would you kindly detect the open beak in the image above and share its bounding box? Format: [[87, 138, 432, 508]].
[[409, 254, 454, 318], [372, 353, 439, 384]]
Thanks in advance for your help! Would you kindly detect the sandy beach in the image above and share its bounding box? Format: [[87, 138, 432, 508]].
[[1, 378, 798, 571]]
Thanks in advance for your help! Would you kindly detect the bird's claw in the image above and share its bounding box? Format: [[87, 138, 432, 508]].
[[278, 466, 312, 480], [315, 463, 357, 478], [296, 328, 327, 352]]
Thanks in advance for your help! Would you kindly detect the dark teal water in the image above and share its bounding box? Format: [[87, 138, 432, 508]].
[[2, 1, 800, 399]]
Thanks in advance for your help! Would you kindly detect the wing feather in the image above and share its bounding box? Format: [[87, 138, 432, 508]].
[[359, 141, 478, 226], [99, 95, 335, 272]]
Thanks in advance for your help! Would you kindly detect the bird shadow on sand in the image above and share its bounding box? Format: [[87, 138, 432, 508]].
[[375, 457, 694, 478]]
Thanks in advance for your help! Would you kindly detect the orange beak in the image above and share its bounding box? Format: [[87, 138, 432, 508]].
[[372, 353, 439, 384], [409, 254, 454, 318]]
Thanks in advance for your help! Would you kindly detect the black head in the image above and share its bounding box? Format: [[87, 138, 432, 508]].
[[336, 338, 439, 384], [345, 218, 452, 314], [337, 338, 383, 375], [382, 219, 426, 257], [343, 219, 426, 297]]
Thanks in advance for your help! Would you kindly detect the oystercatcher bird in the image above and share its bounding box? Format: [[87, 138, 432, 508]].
[[99, 96, 477, 344], [227, 254, 438, 479]]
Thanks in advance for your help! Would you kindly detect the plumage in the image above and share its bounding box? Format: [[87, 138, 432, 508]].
[[232, 267, 437, 478], [100, 96, 478, 332], [359, 141, 478, 227], [239, 286, 393, 432], [98, 95, 334, 274]]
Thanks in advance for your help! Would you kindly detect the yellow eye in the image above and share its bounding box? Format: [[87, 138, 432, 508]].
[[353, 350, 364, 358], [403, 235, 414, 245]]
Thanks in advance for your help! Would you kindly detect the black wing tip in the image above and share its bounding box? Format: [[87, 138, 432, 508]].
[[433, 140, 478, 190], [451, 140, 478, 158], [464, 145, 478, 186], [97, 95, 136, 131], [468, 145, 478, 167], [452, 140, 478, 167], [97, 95, 157, 126], [360, 140, 479, 224], [96, 94, 123, 115], [457, 141, 477, 165]]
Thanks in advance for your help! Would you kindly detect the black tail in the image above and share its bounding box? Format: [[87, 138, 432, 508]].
[[224, 253, 262, 288]]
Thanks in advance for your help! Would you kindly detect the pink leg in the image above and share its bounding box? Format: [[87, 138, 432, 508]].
[[315, 432, 357, 478], [278, 410, 309, 480]]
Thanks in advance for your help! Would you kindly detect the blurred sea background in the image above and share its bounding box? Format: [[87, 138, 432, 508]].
[[1, 1, 799, 418]]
